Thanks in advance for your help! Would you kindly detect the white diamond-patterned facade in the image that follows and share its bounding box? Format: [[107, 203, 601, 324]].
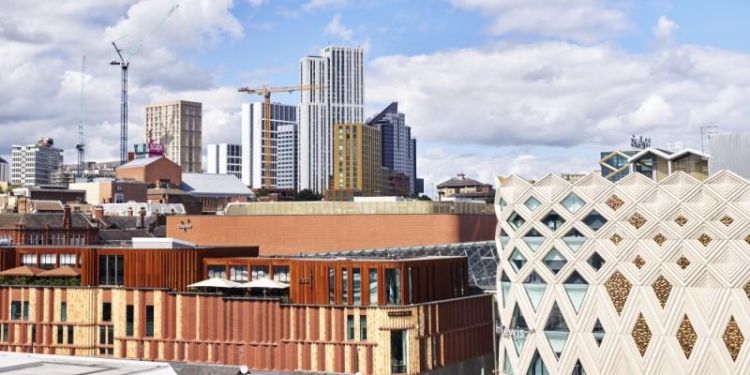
[[496, 171, 750, 374]]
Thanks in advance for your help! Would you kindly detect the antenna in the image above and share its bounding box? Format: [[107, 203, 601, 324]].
[[76, 55, 87, 179]]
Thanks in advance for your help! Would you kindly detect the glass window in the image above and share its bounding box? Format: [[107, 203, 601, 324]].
[[67, 325, 74, 344], [102, 303, 112, 322], [60, 254, 76, 267], [251, 265, 268, 280], [145, 305, 154, 337], [272, 266, 290, 283], [390, 330, 407, 373], [564, 271, 589, 313], [60, 302, 67, 322], [10, 301, 21, 320], [22, 301, 29, 320], [523, 271, 547, 311], [523, 228, 544, 251], [0, 324, 7, 342], [408, 267, 413, 304], [385, 268, 401, 305], [329, 268, 335, 304], [229, 266, 248, 282], [562, 228, 586, 252], [360, 315, 367, 340], [541, 211, 565, 231], [583, 210, 607, 231], [352, 268, 361, 305], [40, 254, 56, 269], [99, 255, 124, 286], [369, 268, 378, 305], [347, 314, 355, 340], [126, 305, 134, 336], [528, 350, 549, 375], [57, 325, 64, 344], [507, 212, 525, 230], [524, 196, 541, 211], [207, 265, 226, 279], [561, 193, 585, 214], [21, 254, 37, 266], [542, 248, 567, 275], [509, 248, 527, 272], [342, 269, 348, 304]]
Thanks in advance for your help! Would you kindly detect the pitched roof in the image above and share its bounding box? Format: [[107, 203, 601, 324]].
[[31, 200, 64, 212], [0, 157, 7, 164], [117, 156, 167, 169], [0, 265, 44, 277], [181, 173, 253, 197], [0, 213, 96, 229], [437, 174, 487, 188], [367, 102, 398, 125], [37, 266, 81, 277]]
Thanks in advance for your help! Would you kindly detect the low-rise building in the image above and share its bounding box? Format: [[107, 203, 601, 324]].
[[437, 173, 494, 201], [180, 173, 254, 213], [115, 157, 182, 187], [0, 206, 98, 245], [69, 180, 147, 204]]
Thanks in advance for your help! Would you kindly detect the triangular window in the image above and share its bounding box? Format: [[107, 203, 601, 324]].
[[523, 271, 547, 311], [571, 360, 586, 375], [562, 228, 586, 252], [542, 211, 566, 231], [582, 210, 607, 231], [523, 228, 544, 252], [510, 304, 528, 355], [527, 350, 549, 375], [499, 228, 510, 249], [544, 302, 570, 359], [592, 318, 605, 346], [500, 271, 511, 304], [509, 248, 527, 272], [563, 271, 588, 313], [543, 248, 567, 275]]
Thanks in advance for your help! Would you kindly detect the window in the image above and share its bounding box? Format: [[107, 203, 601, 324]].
[[60, 302, 67, 322], [21, 253, 37, 266], [60, 254, 76, 267], [369, 268, 378, 305], [99, 255, 124, 286], [347, 315, 355, 340], [40, 254, 56, 269], [229, 266, 248, 282], [0, 324, 8, 342], [57, 325, 64, 344], [102, 303, 112, 322], [360, 315, 367, 340], [126, 305, 134, 336], [22, 302, 29, 320], [352, 268, 361, 305], [67, 325, 74, 344], [329, 268, 335, 304], [10, 302, 21, 320], [145, 305, 154, 337], [272, 266, 290, 283], [251, 265, 268, 280], [390, 330, 407, 373], [385, 268, 401, 305], [342, 269, 348, 304], [207, 265, 226, 279]]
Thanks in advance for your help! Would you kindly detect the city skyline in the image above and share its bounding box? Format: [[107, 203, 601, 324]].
[[2, 1, 750, 195]]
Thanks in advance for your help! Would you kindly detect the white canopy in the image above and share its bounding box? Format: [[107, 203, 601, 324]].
[[187, 277, 244, 289], [241, 278, 290, 289]]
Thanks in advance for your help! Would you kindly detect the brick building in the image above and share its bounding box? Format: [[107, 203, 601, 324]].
[[0, 207, 98, 246]]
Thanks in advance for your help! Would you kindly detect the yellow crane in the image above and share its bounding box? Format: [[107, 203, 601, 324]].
[[238, 84, 320, 189]]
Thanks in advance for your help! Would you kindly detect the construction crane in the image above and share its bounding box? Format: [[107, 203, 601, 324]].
[[76, 55, 86, 179], [237, 85, 321, 190], [110, 3, 179, 165]]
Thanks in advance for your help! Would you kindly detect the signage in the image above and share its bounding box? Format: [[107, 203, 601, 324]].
[[148, 142, 165, 157], [631, 135, 652, 150], [498, 326, 535, 339], [177, 220, 192, 231], [298, 277, 312, 285], [387, 310, 412, 318]]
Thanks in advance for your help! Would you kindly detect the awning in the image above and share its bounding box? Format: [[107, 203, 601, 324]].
[[187, 277, 244, 289], [37, 266, 81, 278], [0, 265, 44, 277], [240, 278, 289, 289]]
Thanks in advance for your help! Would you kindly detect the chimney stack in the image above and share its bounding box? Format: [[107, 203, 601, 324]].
[[94, 206, 104, 221], [137, 207, 146, 229], [63, 205, 72, 230]]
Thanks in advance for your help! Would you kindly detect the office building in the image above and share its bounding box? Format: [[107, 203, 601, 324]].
[[330, 123, 382, 197], [708, 133, 750, 178], [0, 241, 494, 374], [600, 147, 708, 182], [11, 138, 64, 187], [496, 170, 750, 374], [0, 157, 8, 183], [206, 143, 242, 180], [241, 102, 298, 189], [144, 100, 202, 173], [368, 102, 418, 194], [300, 46, 365, 193]]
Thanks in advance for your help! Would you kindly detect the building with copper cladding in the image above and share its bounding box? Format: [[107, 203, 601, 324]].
[[166, 200, 497, 255], [0, 239, 495, 374]]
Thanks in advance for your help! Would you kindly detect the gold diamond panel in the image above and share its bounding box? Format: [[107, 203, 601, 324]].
[[677, 315, 697, 359], [633, 255, 646, 269], [605, 271, 632, 315], [675, 215, 688, 227], [651, 275, 672, 308], [606, 195, 624, 211], [632, 313, 652, 357], [653, 233, 666, 246], [744, 282, 750, 300], [698, 233, 712, 247], [724, 316, 744, 362], [721, 215, 734, 226], [629, 213, 647, 229], [677, 256, 691, 270], [610, 233, 623, 246]]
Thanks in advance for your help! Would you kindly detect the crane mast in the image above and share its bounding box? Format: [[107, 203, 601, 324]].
[[76, 56, 86, 178]]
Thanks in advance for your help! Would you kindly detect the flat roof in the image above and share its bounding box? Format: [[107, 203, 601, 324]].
[[0, 352, 175, 374]]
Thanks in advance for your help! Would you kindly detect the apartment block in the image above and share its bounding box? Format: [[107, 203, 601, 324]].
[[331, 123, 382, 197], [206, 143, 242, 180], [11, 138, 63, 187], [144, 100, 202, 173], [241, 102, 298, 189]]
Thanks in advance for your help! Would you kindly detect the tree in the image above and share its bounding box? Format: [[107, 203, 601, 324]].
[[295, 189, 322, 201], [417, 194, 432, 201]]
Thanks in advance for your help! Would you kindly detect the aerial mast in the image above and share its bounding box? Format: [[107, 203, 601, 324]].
[[76, 55, 86, 178]]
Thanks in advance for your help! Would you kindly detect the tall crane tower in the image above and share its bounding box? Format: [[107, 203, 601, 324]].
[[111, 3, 179, 165], [76, 56, 86, 179], [238, 85, 320, 189]]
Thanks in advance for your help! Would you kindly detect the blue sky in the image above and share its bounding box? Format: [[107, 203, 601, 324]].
[[2, 0, 750, 195]]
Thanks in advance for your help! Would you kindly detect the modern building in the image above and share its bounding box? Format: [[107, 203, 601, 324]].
[[11, 138, 64, 187], [600, 147, 709, 182], [0, 157, 9, 183], [144, 100, 202, 173], [206, 143, 242, 180], [241, 102, 298, 189], [437, 173, 494, 202], [496, 170, 750, 374], [69, 180, 148, 204], [330, 123, 382, 197], [180, 173, 254, 213], [0, 242, 494, 374], [300, 46, 365, 193], [166, 200, 496, 254], [708, 133, 750, 178], [368, 102, 418, 194]]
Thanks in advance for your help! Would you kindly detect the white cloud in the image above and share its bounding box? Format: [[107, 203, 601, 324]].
[[653, 16, 678, 45], [303, 0, 347, 11], [324, 14, 352, 41], [247, 0, 266, 7], [450, 0, 631, 43]]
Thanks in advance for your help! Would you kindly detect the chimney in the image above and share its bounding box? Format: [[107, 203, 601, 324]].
[[127, 207, 133, 216], [457, 173, 466, 180], [94, 206, 104, 221], [137, 207, 146, 229], [63, 205, 71, 230]]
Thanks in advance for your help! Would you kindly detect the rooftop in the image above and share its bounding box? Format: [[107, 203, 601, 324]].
[[223, 200, 494, 216], [116, 156, 166, 169], [0, 352, 175, 374], [0, 212, 97, 229], [181, 173, 253, 197], [437, 173, 488, 188]]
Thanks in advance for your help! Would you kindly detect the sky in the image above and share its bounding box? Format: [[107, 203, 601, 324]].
[[2, 0, 750, 196]]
